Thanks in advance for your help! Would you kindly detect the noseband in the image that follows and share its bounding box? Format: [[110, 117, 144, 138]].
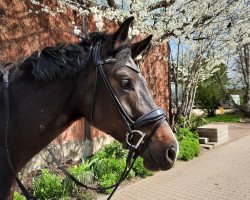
[[91, 41, 166, 156]]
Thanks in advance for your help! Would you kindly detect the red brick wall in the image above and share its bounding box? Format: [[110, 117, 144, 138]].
[[0, 0, 169, 143]]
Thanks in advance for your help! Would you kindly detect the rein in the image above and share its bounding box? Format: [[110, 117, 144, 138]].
[[1, 41, 166, 199], [1, 68, 35, 200]]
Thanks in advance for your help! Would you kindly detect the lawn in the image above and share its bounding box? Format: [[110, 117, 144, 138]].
[[206, 113, 241, 123]]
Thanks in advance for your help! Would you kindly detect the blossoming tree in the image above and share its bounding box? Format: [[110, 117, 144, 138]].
[[30, 0, 250, 119]]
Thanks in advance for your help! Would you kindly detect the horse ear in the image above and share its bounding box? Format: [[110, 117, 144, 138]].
[[113, 16, 134, 49], [131, 35, 153, 59]]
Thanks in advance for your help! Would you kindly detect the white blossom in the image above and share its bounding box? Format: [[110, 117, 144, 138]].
[[73, 26, 81, 35]]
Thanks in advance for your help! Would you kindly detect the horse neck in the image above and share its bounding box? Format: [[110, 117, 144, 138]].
[[2, 75, 83, 171]]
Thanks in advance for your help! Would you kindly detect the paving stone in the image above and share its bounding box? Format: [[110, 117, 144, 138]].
[[99, 124, 250, 200]]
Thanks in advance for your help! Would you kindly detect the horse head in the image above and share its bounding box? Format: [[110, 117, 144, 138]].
[[78, 17, 179, 171]]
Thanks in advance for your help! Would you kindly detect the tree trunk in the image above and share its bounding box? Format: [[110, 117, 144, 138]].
[[244, 45, 250, 113]]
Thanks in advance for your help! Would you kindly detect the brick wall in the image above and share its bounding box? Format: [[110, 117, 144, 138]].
[[0, 0, 169, 144]]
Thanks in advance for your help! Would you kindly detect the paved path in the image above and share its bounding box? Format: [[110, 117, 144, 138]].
[[99, 123, 250, 200]]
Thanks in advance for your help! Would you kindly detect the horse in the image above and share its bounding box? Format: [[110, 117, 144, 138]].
[[0, 17, 178, 199]]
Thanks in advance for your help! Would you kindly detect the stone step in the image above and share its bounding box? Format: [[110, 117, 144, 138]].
[[199, 137, 209, 144], [200, 144, 214, 150], [197, 124, 228, 134], [208, 134, 229, 143], [197, 124, 229, 145], [198, 131, 228, 138]]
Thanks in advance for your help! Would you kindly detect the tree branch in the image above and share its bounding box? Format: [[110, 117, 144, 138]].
[[107, 0, 119, 9], [148, 0, 175, 11]]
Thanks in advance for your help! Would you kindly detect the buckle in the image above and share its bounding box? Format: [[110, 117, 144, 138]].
[[126, 130, 145, 149]]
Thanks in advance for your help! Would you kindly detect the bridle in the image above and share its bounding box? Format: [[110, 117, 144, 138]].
[[90, 41, 166, 156], [1, 40, 167, 200], [85, 41, 167, 198]]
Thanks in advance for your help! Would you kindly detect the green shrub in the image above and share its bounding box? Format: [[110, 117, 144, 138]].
[[188, 114, 209, 131], [73, 190, 96, 200], [28, 141, 154, 197], [14, 192, 25, 200], [195, 63, 227, 117], [195, 82, 223, 117], [63, 169, 95, 196], [33, 169, 69, 200], [98, 173, 117, 194], [90, 141, 154, 193], [93, 157, 135, 193], [132, 157, 154, 177], [62, 159, 97, 199], [175, 114, 208, 132], [68, 159, 96, 184], [92, 141, 127, 160], [176, 128, 200, 161]]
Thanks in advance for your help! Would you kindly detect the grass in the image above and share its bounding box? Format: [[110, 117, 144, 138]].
[[206, 113, 241, 123]]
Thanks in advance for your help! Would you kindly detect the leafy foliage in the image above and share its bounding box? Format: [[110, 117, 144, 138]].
[[24, 141, 153, 198], [92, 141, 127, 160], [33, 169, 70, 200], [14, 192, 26, 200], [93, 157, 133, 190], [64, 160, 96, 196], [175, 114, 209, 132], [132, 157, 154, 177], [195, 64, 227, 117], [176, 128, 200, 161], [195, 82, 223, 117], [91, 142, 151, 193]]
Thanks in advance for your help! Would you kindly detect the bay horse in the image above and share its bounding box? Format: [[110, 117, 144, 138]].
[[0, 17, 178, 199]]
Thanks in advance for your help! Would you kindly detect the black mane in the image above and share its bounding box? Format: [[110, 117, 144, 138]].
[[1, 32, 132, 82], [20, 32, 108, 81]]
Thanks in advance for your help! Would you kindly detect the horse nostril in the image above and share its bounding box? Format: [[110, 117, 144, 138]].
[[166, 146, 176, 163]]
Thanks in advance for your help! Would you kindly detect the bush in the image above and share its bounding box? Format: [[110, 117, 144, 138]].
[[91, 141, 152, 193], [65, 169, 95, 196], [195, 63, 227, 117], [91, 142, 133, 193], [26, 141, 153, 197], [33, 169, 69, 200], [176, 128, 200, 161], [14, 192, 25, 200], [132, 157, 154, 177], [68, 159, 96, 184], [175, 114, 208, 132], [63, 159, 97, 199], [73, 190, 96, 200], [188, 114, 209, 131], [93, 157, 135, 193], [92, 141, 127, 160]]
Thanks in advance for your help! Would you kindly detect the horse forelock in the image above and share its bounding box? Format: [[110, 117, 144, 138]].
[[113, 46, 132, 71]]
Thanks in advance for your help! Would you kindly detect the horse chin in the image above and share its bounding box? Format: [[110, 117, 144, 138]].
[[141, 144, 175, 172], [142, 157, 173, 172], [143, 159, 160, 171]]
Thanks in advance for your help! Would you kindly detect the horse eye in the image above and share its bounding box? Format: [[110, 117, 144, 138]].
[[120, 79, 131, 89]]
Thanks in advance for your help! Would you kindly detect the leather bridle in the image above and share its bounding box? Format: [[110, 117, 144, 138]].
[[90, 41, 166, 158], [1, 40, 167, 200]]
